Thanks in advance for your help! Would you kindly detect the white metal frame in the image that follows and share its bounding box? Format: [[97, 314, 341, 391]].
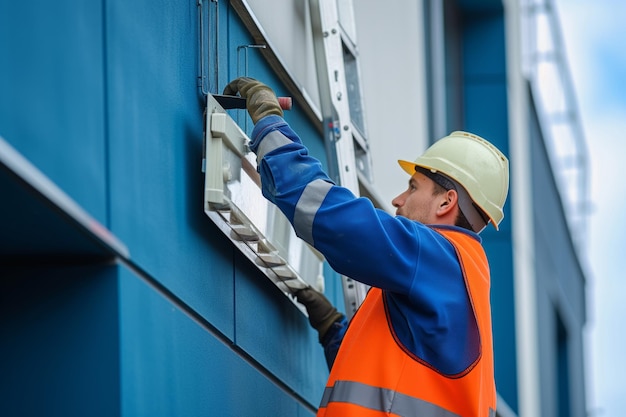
[[203, 94, 325, 314]]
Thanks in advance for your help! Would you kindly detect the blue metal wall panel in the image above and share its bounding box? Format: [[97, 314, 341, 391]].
[[460, 10, 518, 412], [234, 249, 328, 408], [530, 98, 587, 417], [463, 83, 510, 157], [0, 1, 350, 414], [462, 13, 507, 78], [462, 16, 509, 158], [0, 263, 121, 417], [530, 115, 586, 318], [105, 0, 236, 338], [105, 0, 331, 411], [483, 233, 517, 408], [0, 1, 108, 224], [119, 266, 315, 417]]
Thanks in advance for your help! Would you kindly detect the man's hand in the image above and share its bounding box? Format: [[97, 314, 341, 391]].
[[295, 287, 344, 342], [223, 77, 283, 124]]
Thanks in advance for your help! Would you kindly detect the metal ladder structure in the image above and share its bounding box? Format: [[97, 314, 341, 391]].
[[309, 0, 372, 319]]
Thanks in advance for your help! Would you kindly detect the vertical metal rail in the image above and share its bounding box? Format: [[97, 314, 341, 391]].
[[309, 0, 370, 319], [197, 0, 220, 95]]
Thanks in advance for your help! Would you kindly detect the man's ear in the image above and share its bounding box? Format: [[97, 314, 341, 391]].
[[437, 189, 458, 216]]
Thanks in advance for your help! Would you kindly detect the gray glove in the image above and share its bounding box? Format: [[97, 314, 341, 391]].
[[295, 287, 344, 342], [223, 77, 283, 124]]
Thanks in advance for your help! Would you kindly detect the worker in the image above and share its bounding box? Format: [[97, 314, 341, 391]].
[[223, 77, 509, 417]]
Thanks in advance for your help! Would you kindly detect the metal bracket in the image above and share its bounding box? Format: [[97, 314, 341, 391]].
[[198, 0, 220, 95], [202, 94, 325, 314]]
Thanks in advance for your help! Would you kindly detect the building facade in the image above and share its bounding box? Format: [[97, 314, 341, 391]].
[[0, 0, 588, 416]]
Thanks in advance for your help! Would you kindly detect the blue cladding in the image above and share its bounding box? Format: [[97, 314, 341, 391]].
[[462, 13, 507, 77], [0, 264, 121, 417], [0, 0, 108, 224], [234, 250, 328, 406], [460, 9, 518, 412], [458, 0, 502, 13], [105, 0, 236, 337], [0, 166, 110, 258], [464, 83, 510, 155], [530, 99, 588, 417], [0, 1, 330, 415], [119, 267, 312, 416], [484, 232, 518, 410]]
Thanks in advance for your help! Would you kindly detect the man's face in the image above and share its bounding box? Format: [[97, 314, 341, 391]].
[[391, 172, 442, 224]]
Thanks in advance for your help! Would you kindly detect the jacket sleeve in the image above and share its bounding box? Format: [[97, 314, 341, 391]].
[[250, 116, 480, 374], [321, 316, 348, 371], [250, 116, 462, 297]]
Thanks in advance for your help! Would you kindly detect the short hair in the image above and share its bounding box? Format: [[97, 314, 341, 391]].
[[415, 166, 474, 231]]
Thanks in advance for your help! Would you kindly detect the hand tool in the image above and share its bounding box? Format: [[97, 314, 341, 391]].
[[212, 94, 292, 111]]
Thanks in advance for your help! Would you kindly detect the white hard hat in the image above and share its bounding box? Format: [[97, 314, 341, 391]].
[[398, 131, 509, 231]]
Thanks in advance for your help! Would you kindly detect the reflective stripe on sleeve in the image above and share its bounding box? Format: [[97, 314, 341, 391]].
[[293, 179, 333, 246], [320, 380, 461, 417], [256, 130, 293, 161]]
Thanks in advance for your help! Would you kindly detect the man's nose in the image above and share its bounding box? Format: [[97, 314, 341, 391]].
[[392, 194, 403, 208]]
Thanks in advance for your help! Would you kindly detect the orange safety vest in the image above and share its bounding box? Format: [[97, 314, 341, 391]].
[[317, 228, 496, 417]]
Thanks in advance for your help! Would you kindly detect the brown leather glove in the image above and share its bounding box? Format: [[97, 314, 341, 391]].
[[294, 287, 344, 342], [223, 77, 283, 124]]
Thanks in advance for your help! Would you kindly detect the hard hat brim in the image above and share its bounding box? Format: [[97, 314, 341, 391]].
[[396, 159, 500, 231]]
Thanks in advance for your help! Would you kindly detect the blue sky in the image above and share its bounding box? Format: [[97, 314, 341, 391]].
[[556, 1, 626, 416]]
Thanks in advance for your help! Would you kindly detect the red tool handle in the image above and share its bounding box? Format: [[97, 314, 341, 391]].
[[277, 96, 293, 111]]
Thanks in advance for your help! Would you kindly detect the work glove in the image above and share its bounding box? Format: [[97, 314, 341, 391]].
[[294, 287, 344, 342], [223, 77, 283, 124]]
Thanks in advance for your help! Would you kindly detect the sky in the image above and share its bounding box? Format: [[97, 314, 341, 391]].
[[554, 1, 626, 416]]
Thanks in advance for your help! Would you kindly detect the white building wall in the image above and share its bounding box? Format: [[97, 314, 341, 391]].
[[242, 0, 431, 210], [245, 0, 321, 109], [353, 0, 430, 209]]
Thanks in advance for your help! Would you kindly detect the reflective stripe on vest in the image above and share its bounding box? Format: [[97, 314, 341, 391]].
[[320, 380, 462, 417], [318, 229, 496, 417]]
